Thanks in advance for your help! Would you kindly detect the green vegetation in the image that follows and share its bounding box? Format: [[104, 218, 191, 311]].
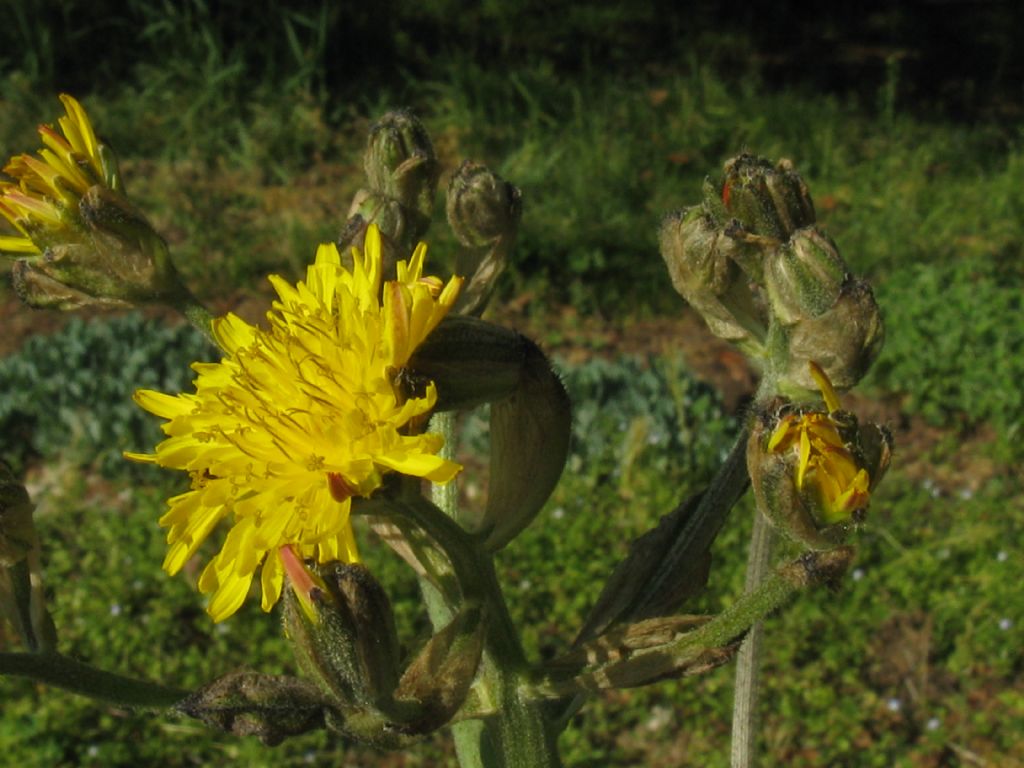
[[2, 3, 1022, 766], [0, 315, 214, 474], [867, 258, 1024, 456]]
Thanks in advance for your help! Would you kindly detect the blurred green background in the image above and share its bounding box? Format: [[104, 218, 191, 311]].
[[1, 2, 1022, 766]]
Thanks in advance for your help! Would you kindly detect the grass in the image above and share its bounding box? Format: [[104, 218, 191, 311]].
[[1, 10, 1023, 765]]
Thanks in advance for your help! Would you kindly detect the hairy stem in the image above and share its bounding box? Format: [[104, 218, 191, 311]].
[[420, 411, 561, 768], [731, 511, 774, 768], [178, 295, 219, 348], [532, 547, 851, 699]]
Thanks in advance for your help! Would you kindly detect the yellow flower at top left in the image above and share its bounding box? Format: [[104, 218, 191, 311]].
[[0, 94, 110, 254], [127, 225, 463, 621]]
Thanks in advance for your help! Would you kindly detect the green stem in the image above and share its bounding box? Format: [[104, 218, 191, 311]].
[[0, 652, 189, 708], [730, 511, 774, 768], [671, 548, 848, 672], [412, 411, 560, 768], [532, 547, 851, 699], [177, 295, 219, 348]]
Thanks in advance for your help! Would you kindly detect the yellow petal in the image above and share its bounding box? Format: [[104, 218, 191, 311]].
[[809, 360, 841, 414], [796, 428, 811, 490], [260, 548, 285, 612], [207, 570, 254, 622], [133, 389, 196, 419], [212, 312, 258, 354]]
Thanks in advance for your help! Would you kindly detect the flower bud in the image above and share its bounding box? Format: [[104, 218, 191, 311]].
[[781, 278, 884, 392], [764, 226, 849, 325], [178, 670, 330, 746], [447, 160, 522, 316], [447, 160, 522, 250], [659, 206, 767, 346], [281, 549, 401, 711], [364, 109, 439, 226], [713, 153, 815, 240], [748, 362, 892, 549], [10, 193, 185, 308]]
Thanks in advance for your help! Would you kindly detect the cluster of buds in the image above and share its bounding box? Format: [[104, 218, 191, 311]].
[[0, 95, 187, 309], [340, 110, 522, 319], [182, 551, 488, 748], [661, 154, 891, 548], [660, 153, 883, 393], [338, 109, 441, 275]]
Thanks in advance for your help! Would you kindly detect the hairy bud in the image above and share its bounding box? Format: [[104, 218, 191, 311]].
[[748, 363, 892, 549], [659, 206, 767, 347]]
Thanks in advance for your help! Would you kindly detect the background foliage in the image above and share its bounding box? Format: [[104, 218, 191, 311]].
[[1, 2, 1022, 766]]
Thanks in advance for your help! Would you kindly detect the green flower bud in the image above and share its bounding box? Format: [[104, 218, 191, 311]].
[[9, 186, 186, 309], [79, 185, 176, 280], [281, 549, 401, 711], [713, 153, 815, 240], [337, 193, 411, 278], [748, 364, 892, 549], [447, 160, 522, 250], [364, 109, 439, 226], [177, 670, 331, 746], [781, 278, 884, 392], [659, 207, 767, 347], [447, 160, 522, 316], [764, 226, 849, 325], [338, 110, 441, 273]]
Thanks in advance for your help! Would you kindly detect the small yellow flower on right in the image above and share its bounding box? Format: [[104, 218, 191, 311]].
[[749, 361, 891, 549]]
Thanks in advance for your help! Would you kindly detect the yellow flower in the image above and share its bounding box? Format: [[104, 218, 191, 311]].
[[765, 361, 870, 524], [0, 94, 108, 254], [127, 225, 463, 621]]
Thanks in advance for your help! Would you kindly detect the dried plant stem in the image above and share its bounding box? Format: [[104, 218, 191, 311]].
[[731, 512, 774, 768]]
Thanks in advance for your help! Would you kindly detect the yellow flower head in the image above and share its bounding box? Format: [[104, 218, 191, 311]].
[[0, 94, 108, 254], [127, 225, 463, 621], [765, 361, 871, 525]]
